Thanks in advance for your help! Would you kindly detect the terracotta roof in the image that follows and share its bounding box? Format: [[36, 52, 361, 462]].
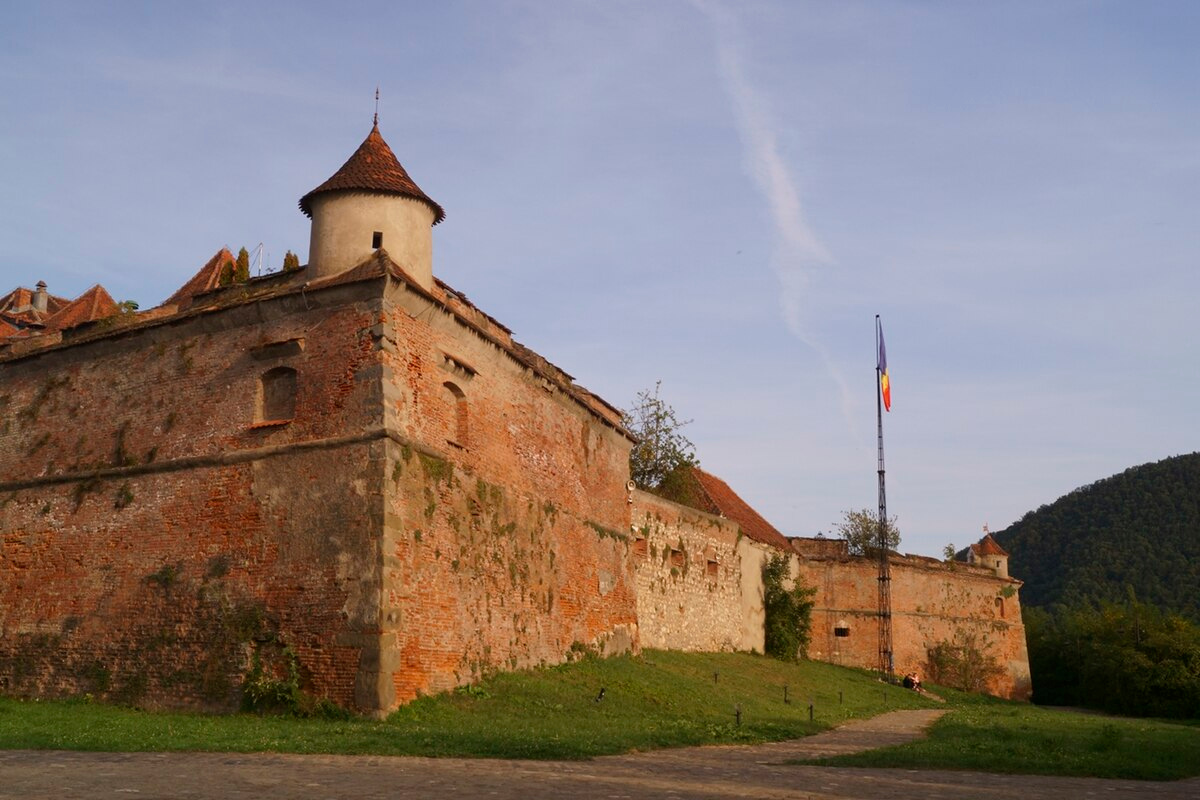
[[971, 533, 1008, 558], [0, 318, 17, 338], [44, 284, 119, 331], [688, 468, 792, 551], [0, 285, 70, 325], [0, 311, 36, 335], [162, 249, 236, 311], [298, 124, 445, 224]]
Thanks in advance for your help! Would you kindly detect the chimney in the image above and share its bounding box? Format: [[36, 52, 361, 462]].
[[33, 281, 48, 313]]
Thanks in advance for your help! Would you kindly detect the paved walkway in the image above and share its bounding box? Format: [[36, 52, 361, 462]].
[[3, 709, 1198, 799]]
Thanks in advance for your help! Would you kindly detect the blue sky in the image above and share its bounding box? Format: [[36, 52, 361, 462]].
[[3, 1, 1198, 557]]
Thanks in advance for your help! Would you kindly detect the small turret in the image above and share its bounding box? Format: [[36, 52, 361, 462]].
[[968, 532, 1009, 579], [299, 123, 444, 289]]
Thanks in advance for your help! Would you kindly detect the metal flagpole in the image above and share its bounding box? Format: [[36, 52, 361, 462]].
[[876, 315, 893, 680]]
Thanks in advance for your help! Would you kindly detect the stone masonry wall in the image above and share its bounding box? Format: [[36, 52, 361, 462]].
[[630, 490, 742, 652], [375, 277, 638, 706], [0, 282, 388, 711], [795, 551, 1031, 699]]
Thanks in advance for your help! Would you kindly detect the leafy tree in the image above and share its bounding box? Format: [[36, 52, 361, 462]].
[[624, 382, 698, 499], [1023, 598, 1200, 718], [282, 250, 301, 271], [218, 256, 235, 287], [762, 554, 816, 662], [235, 247, 251, 283], [835, 508, 900, 557]]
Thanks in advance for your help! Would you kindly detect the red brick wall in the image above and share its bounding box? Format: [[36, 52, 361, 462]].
[[1, 284, 387, 710], [797, 553, 1031, 699], [0, 265, 1029, 712], [381, 279, 630, 524], [375, 280, 638, 706]]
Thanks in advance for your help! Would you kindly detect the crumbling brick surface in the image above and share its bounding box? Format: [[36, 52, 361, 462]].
[[0, 285, 386, 710], [0, 273, 640, 713], [0, 263, 1030, 713], [375, 279, 638, 706], [797, 554, 1031, 699]]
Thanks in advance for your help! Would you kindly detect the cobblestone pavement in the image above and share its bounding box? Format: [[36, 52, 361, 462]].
[[3, 709, 1198, 800]]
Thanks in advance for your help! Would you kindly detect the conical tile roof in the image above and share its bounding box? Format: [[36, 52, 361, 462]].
[[162, 248, 236, 311], [971, 533, 1009, 557], [298, 124, 444, 224]]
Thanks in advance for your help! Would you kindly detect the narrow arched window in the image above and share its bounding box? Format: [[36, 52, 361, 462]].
[[258, 367, 297, 422], [995, 596, 1005, 618], [443, 381, 467, 447]]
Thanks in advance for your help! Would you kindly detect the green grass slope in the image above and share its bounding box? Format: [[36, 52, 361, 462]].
[[0, 650, 930, 759], [993, 452, 1200, 619]]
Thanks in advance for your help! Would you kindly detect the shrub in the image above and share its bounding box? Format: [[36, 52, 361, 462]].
[[925, 632, 1004, 692], [762, 554, 815, 662]]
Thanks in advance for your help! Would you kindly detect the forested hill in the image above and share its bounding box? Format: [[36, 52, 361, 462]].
[[993, 452, 1200, 620]]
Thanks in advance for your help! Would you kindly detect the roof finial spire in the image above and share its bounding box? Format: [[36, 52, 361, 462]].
[[373, 86, 380, 126]]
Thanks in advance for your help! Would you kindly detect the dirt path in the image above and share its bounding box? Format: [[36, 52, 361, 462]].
[[2, 709, 1197, 800]]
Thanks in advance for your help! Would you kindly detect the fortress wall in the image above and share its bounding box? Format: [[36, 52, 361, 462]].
[[0, 284, 388, 711], [735, 538, 786, 653], [377, 280, 638, 706], [795, 552, 1031, 699], [629, 490, 742, 652], [381, 279, 630, 525], [0, 286, 383, 478], [0, 265, 1033, 712]]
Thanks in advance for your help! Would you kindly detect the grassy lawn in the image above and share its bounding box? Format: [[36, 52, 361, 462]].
[[5, 651, 1196, 779], [803, 686, 1200, 781], [0, 650, 929, 759]]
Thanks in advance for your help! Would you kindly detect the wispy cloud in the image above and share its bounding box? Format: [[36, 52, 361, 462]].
[[693, 1, 860, 440]]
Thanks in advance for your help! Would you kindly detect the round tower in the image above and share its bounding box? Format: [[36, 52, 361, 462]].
[[299, 123, 445, 289], [969, 533, 1010, 579]]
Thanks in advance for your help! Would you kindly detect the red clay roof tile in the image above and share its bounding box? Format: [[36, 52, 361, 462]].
[[0, 285, 70, 325], [298, 124, 444, 224], [0, 287, 33, 312], [44, 284, 120, 331], [688, 467, 792, 551], [971, 533, 1009, 557], [162, 248, 237, 311]]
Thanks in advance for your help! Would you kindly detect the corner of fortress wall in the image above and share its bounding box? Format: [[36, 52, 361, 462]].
[[0, 276, 640, 713]]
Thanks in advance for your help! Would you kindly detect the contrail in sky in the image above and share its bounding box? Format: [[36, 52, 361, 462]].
[[694, 1, 860, 439]]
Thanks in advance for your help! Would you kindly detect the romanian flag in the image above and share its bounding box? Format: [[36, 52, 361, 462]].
[[878, 322, 891, 412]]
